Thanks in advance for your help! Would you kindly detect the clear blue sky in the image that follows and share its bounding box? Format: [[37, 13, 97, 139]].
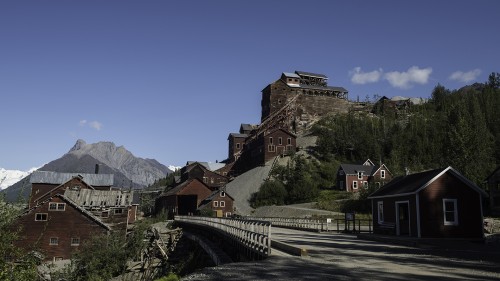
[[1, 0, 499, 170]]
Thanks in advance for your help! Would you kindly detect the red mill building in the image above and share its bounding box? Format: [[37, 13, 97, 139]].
[[261, 71, 349, 133]]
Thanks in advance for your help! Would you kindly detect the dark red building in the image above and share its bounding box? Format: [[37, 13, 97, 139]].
[[368, 167, 487, 239], [337, 159, 392, 192], [198, 189, 235, 218]]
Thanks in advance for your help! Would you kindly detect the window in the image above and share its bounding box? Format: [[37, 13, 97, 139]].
[[268, 145, 275, 152], [49, 237, 58, 245], [225, 212, 232, 217], [352, 181, 358, 189], [35, 213, 48, 221], [269, 137, 274, 145], [114, 208, 123, 214], [213, 201, 219, 207], [381, 170, 386, 179], [278, 137, 282, 145], [102, 211, 109, 218], [71, 237, 80, 246], [287, 138, 291, 145], [48, 203, 65, 211], [443, 199, 458, 225], [377, 202, 384, 223], [203, 177, 208, 183], [363, 181, 368, 189], [220, 191, 226, 197], [220, 201, 225, 207], [357, 172, 363, 179], [236, 143, 240, 149]]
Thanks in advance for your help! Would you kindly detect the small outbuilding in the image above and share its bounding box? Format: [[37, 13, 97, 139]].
[[368, 166, 487, 239]]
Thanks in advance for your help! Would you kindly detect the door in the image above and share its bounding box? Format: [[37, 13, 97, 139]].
[[396, 202, 410, 236]]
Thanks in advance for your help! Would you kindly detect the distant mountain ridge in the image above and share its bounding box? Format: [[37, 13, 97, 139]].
[[0, 167, 38, 190], [2, 140, 172, 202]]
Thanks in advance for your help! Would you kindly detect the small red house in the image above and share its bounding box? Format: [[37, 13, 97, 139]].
[[15, 194, 110, 261], [155, 178, 212, 218], [198, 189, 235, 218], [337, 159, 392, 192], [368, 167, 487, 239]]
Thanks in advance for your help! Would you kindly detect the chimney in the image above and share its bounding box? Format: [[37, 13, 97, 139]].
[[95, 164, 100, 174]]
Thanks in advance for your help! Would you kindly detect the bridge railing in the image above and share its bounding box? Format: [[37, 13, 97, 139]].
[[245, 217, 372, 233], [174, 216, 272, 258]]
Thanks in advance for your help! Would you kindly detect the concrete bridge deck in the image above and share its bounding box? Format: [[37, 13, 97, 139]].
[[181, 227, 500, 281]]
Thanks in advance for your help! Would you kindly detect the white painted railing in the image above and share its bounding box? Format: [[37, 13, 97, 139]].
[[246, 217, 372, 233], [174, 216, 272, 257]]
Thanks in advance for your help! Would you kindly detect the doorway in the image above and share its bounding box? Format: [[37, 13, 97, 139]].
[[395, 201, 410, 236]]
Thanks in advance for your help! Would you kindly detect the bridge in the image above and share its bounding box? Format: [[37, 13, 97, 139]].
[[174, 216, 500, 281]]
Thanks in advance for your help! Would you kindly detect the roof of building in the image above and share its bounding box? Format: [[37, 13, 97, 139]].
[[23, 193, 111, 231], [30, 171, 114, 186], [228, 133, 248, 139], [197, 189, 234, 210], [295, 71, 328, 79], [368, 166, 488, 199], [186, 161, 226, 172], [162, 178, 209, 197], [282, 72, 301, 78], [240, 123, 258, 132], [340, 163, 379, 175]]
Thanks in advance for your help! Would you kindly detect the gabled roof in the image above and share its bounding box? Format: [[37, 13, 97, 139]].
[[339, 163, 379, 176], [368, 166, 488, 199], [22, 194, 111, 231], [197, 189, 234, 210], [162, 178, 210, 197], [30, 171, 114, 186], [282, 72, 301, 78], [32, 175, 96, 205], [264, 127, 297, 138]]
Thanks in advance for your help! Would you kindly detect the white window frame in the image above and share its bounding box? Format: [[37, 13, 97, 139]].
[[352, 181, 358, 189], [213, 201, 219, 207], [220, 201, 225, 207], [381, 170, 386, 179], [269, 137, 273, 145], [363, 181, 368, 189], [71, 237, 80, 246], [377, 201, 384, 223], [443, 199, 458, 226], [278, 137, 282, 145], [220, 191, 226, 197], [357, 172, 363, 180], [114, 208, 123, 214], [49, 237, 59, 245]]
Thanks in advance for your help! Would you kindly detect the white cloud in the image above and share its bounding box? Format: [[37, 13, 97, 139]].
[[449, 69, 481, 83], [384, 66, 432, 89], [78, 120, 102, 131], [89, 121, 103, 131], [350, 67, 383, 84]]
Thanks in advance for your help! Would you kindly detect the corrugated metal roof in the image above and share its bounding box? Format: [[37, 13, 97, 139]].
[[340, 164, 379, 175], [30, 171, 114, 186], [229, 133, 248, 138], [295, 71, 328, 79]]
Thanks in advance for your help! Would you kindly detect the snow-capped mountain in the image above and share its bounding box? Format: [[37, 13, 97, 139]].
[[0, 167, 38, 190], [168, 165, 181, 172]]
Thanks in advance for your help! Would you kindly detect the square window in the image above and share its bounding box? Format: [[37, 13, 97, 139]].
[[57, 203, 66, 211], [443, 199, 458, 226], [114, 208, 123, 214], [213, 201, 219, 207], [220, 201, 225, 207], [49, 203, 57, 210], [71, 237, 80, 246], [49, 237, 58, 245], [363, 181, 368, 188], [35, 213, 48, 221]]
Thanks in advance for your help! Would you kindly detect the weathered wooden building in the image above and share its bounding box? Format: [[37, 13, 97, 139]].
[[155, 178, 213, 218], [180, 162, 229, 190], [261, 71, 349, 133], [198, 189, 235, 218], [337, 159, 392, 192], [368, 167, 487, 239], [15, 194, 110, 261]]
